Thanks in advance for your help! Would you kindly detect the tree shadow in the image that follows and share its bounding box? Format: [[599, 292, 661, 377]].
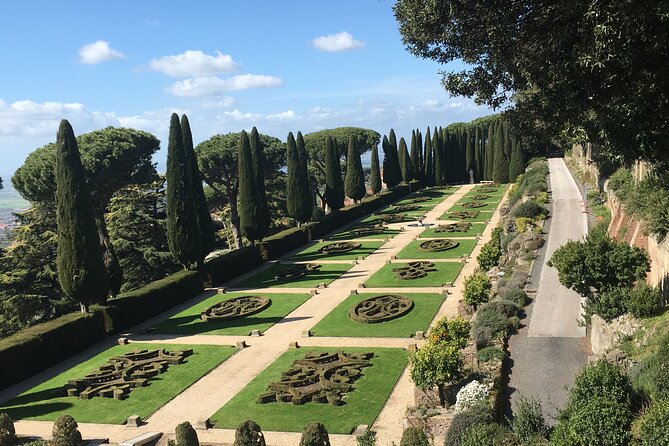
[[2, 401, 73, 420]]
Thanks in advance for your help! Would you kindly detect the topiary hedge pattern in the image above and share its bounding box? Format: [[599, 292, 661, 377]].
[[201, 296, 271, 322], [448, 211, 481, 220], [274, 264, 321, 282], [434, 222, 472, 233], [418, 239, 459, 252], [462, 201, 487, 208], [317, 241, 361, 255], [392, 261, 437, 280], [349, 295, 414, 323]]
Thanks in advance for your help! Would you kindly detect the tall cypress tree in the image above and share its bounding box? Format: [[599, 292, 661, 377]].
[[286, 132, 313, 224], [182, 114, 215, 257], [433, 127, 444, 185], [324, 136, 344, 211], [344, 135, 366, 203], [399, 137, 413, 183], [508, 136, 525, 182], [492, 120, 510, 183], [332, 136, 345, 208], [55, 120, 109, 313], [465, 128, 474, 182], [369, 143, 382, 195], [167, 113, 202, 268], [249, 126, 270, 239], [416, 129, 424, 175], [485, 122, 495, 180], [409, 131, 421, 181], [382, 135, 401, 189], [424, 127, 434, 186], [238, 131, 264, 243], [474, 126, 483, 182]]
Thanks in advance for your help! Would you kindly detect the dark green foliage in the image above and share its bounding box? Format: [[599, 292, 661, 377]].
[[50, 415, 83, 446], [238, 131, 264, 243], [427, 316, 471, 348], [508, 137, 525, 182], [627, 283, 662, 318], [369, 144, 382, 195], [511, 201, 546, 219], [258, 226, 311, 261], [174, 422, 199, 446], [249, 127, 270, 240], [445, 404, 494, 446], [182, 115, 215, 257], [356, 427, 376, 446], [344, 135, 366, 202], [382, 134, 401, 189], [460, 423, 515, 446], [484, 122, 494, 181], [465, 129, 474, 182], [511, 396, 548, 442], [204, 247, 263, 286], [477, 227, 502, 271], [299, 422, 331, 446], [233, 420, 266, 446], [551, 396, 632, 446], [585, 287, 629, 322], [410, 131, 422, 181], [0, 413, 16, 446], [399, 427, 428, 446], [433, 127, 444, 185], [399, 137, 413, 183], [638, 399, 669, 446], [463, 272, 491, 310], [55, 120, 109, 313], [479, 299, 522, 318], [286, 132, 313, 224], [476, 346, 506, 362], [492, 121, 509, 183], [473, 305, 513, 348], [423, 128, 434, 186], [500, 288, 530, 308], [474, 126, 483, 181], [324, 136, 345, 210], [166, 113, 202, 268], [566, 360, 633, 410]]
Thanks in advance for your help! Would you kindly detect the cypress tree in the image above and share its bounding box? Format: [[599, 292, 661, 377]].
[[508, 136, 525, 182], [416, 129, 423, 174], [167, 113, 202, 269], [423, 127, 434, 186], [332, 136, 345, 208], [474, 125, 483, 182], [398, 136, 405, 181], [55, 120, 109, 313], [300, 423, 331, 446], [382, 135, 401, 189], [324, 136, 344, 211], [344, 135, 366, 203], [182, 114, 215, 257], [465, 128, 474, 183], [286, 132, 312, 224], [238, 131, 263, 243], [399, 137, 413, 183], [492, 120, 510, 183], [410, 130, 421, 181], [389, 129, 398, 154], [433, 127, 444, 185], [249, 127, 270, 239], [370, 143, 382, 195], [485, 122, 495, 180]]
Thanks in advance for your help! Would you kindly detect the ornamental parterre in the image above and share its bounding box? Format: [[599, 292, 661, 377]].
[[201, 296, 271, 322], [462, 201, 487, 208], [274, 263, 321, 281], [392, 261, 438, 280], [349, 294, 414, 323], [418, 239, 459, 252], [448, 211, 481, 220], [317, 241, 361, 255], [434, 222, 472, 233]]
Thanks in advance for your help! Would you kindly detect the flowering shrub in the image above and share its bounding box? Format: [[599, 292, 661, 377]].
[[454, 380, 489, 412]]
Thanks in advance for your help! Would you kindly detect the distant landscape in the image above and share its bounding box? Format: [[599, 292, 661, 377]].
[[0, 179, 29, 245]]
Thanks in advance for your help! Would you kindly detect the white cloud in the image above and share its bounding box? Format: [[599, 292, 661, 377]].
[[148, 50, 239, 77], [266, 110, 295, 121], [312, 31, 365, 52], [78, 40, 125, 64], [220, 109, 263, 121], [199, 97, 235, 109], [167, 74, 283, 97]]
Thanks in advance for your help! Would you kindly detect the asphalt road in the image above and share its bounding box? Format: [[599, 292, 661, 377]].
[[506, 158, 590, 422]]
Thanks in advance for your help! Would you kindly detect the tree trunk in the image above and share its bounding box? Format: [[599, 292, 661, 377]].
[[229, 198, 243, 249], [437, 384, 446, 407], [94, 206, 122, 299], [80, 302, 89, 314]]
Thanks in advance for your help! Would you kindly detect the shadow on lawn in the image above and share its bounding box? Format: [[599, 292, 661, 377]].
[[3, 400, 73, 420], [153, 313, 312, 336], [290, 247, 380, 262], [241, 268, 349, 287]]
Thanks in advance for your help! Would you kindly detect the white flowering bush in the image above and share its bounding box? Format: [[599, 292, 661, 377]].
[[454, 380, 489, 412]]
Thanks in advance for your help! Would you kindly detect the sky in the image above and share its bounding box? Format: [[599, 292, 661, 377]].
[[0, 0, 494, 178]]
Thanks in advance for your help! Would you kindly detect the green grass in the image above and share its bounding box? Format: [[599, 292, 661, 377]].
[[449, 200, 499, 211], [0, 343, 235, 424], [468, 185, 507, 197], [290, 240, 385, 261], [210, 347, 408, 434], [151, 291, 312, 336], [238, 262, 354, 288], [328, 228, 400, 241], [363, 262, 463, 288], [395, 238, 478, 259], [459, 195, 502, 204], [310, 293, 444, 338], [439, 210, 493, 222], [419, 222, 486, 238], [360, 213, 414, 224]]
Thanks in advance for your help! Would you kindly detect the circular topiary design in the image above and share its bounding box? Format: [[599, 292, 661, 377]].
[[274, 264, 321, 281], [462, 201, 487, 208], [434, 222, 472, 233], [367, 213, 408, 224], [318, 241, 361, 255], [449, 211, 480, 219], [201, 296, 271, 322], [471, 194, 491, 201], [478, 187, 498, 194], [410, 197, 431, 203], [349, 225, 384, 236], [392, 261, 438, 280], [419, 239, 459, 252], [349, 295, 414, 323], [385, 204, 421, 214]]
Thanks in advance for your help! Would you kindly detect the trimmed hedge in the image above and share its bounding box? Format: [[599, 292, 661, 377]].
[[0, 312, 107, 391], [204, 246, 264, 286], [258, 226, 311, 260], [103, 270, 204, 332]]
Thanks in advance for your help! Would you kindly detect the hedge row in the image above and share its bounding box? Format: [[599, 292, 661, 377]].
[[203, 246, 264, 286]]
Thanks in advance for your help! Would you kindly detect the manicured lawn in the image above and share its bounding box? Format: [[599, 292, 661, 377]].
[[395, 238, 478, 259], [449, 200, 499, 211], [459, 195, 501, 203], [151, 292, 312, 336], [310, 293, 444, 338], [328, 227, 400, 241], [468, 185, 507, 197], [0, 343, 235, 424], [394, 195, 445, 209], [439, 210, 493, 222], [238, 262, 354, 288], [420, 222, 486, 238], [363, 261, 464, 288], [290, 240, 385, 261], [210, 347, 409, 434]]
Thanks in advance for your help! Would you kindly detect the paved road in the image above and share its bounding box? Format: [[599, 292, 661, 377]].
[[506, 158, 590, 422]]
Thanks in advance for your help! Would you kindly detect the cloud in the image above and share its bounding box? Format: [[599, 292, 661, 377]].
[[199, 97, 236, 109], [266, 110, 295, 121], [167, 74, 283, 97], [220, 109, 264, 121], [312, 31, 364, 52], [148, 50, 239, 77], [78, 40, 125, 64]]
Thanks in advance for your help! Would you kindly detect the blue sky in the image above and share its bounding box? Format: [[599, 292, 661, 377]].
[[0, 0, 494, 176]]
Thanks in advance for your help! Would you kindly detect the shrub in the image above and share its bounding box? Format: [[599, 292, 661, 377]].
[[445, 404, 494, 446], [300, 423, 330, 446], [479, 300, 521, 318], [258, 226, 310, 261], [460, 424, 517, 446], [585, 287, 630, 323], [476, 347, 506, 363], [409, 342, 464, 406], [473, 306, 512, 348], [500, 288, 530, 307], [427, 316, 470, 348], [551, 397, 632, 446], [567, 360, 632, 412], [463, 272, 491, 311], [204, 246, 263, 286], [638, 399, 669, 445], [654, 360, 669, 400], [399, 427, 428, 446], [477, 228, 502, 272], [50, 415, 83, 446], [356, 427, 376, 446], [174, 422, 199, 446], [0, 413, 16, 446], [515, 217, 536, 233], [454, 381, 490, 412], [535, 191, 548, 205], [511, 201, 545, 219], [500, 233, 517, 252], [627, 283, 662, 318], [233, 420, 266, 446], [511, 396, 548, 441]]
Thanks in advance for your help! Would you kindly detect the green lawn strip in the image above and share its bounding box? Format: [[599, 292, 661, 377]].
[[395, 238, 478, 259], [363, 262, 463, 288], [467, 187, 507, 197], [290, 241, 385, 261], [439, 210, 493, 222], [151, 292, 312, 336], [210, 347, 409, 434], [449, 201, 499, 211], [459, 195, 502, 204], [238, 262, 354, 288], [419, 222, 486, 238], [327, 228, 400, 241], [0, 343, 235, 424], [359, 214, 414, 224]]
